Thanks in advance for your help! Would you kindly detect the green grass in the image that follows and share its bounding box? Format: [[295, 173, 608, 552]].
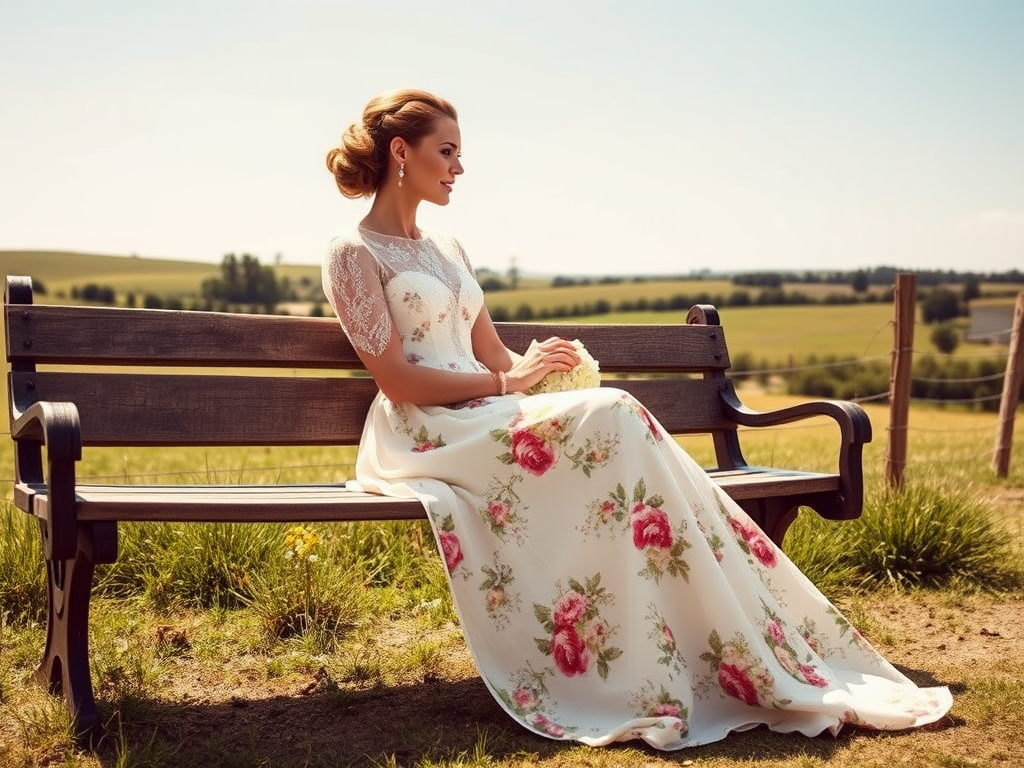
[[2, 255, 1024, 766]]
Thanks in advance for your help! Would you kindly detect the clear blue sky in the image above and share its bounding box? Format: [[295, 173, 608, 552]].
[[2, 0, 1022, 276]]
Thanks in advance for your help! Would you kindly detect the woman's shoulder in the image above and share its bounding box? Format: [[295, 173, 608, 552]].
[[323, 228, 373, 265]]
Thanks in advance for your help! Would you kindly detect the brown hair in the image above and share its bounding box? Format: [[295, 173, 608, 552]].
[[325, 89, 458, 198]]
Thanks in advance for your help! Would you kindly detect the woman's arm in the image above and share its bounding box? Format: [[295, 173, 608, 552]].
[[361, 309, 579, 405], [470, 305, 580, 395]]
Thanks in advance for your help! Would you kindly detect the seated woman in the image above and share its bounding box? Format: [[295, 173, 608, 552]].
[[321, 88, 952, 750]]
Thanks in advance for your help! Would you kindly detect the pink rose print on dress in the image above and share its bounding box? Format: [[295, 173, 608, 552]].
[[479, 555, 520, 629], [430, 511, 469, 580], [718, 662, 759, 706], [478, 475, 528, 543], [631, 503, 672, 549], [565, 432, 620, 477], [645, 603, 687, 678], [582, 479, 692, 582], [497, 665, 575, 738], [512, 430, 557, 476], [628, 680, 690, 735], [529, 713, 566, 738], [749, 535, 777, 568], [553, 590, 588, 627], [402, 290, 425, 313], [488, 501, 510, 526], [410, 320, 430, 342], [696, 517, 726, 563], [512, 687, 538, 710], [439, 531, 463, 573], [725, 513, 778, 569], [798, 663, 830, 688], [491, 412, 574, 477], [700, 629, 782, 708], [796, 617, 834, 658], [613, 392, 663, 443], [411, 425, 446, 453], [767, 618, 787, 645], [551, 626, 589, 677], [760, 599, 832, 688], [534, 574, 621, 680], [449, 397, 488, 410]]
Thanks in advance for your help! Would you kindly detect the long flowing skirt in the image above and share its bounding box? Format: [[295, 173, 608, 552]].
[[349, 386, 951, 749]]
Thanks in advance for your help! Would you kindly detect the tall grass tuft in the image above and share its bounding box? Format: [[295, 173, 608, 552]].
[[96, 521, 284, 609], [0, 502, 47, 625], [852, 478, 1023, 590], [783, 512, 861, 595], [244, 524, 372, 648], [787, 477, 1023, 593]]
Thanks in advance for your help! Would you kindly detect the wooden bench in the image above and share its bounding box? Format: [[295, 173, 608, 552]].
[[4, 274, 871, 740]]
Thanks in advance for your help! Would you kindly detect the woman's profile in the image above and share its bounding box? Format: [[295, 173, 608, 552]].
[[321, 88, 952, 750]]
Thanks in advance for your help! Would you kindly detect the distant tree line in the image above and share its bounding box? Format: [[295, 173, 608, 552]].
[[201, 253, 290, 312], [488, 287, 890, 322], [486, 271, 1007, 323], [773, 353, 1017, 412], [480, 267, 1023, 292]]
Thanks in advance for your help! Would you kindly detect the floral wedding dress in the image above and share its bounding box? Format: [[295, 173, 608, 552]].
[[322, 226, 951, 750]]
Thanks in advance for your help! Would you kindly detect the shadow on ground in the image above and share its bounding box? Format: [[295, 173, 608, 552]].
[[84, 670, 958, 768]]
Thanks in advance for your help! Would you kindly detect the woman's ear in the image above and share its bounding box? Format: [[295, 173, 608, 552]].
[[389, 136, 407, 164]]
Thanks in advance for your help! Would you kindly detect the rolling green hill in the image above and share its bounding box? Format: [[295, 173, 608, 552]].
[[0, 250, 324, 301]]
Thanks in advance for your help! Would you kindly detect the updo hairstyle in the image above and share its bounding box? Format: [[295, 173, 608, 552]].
[[326, 89, 458, 198]]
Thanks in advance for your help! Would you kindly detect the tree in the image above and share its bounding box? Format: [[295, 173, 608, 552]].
[[850, 270, 869, 293], [480, 276, 506, 292], [931, 323, 960, 355], [920, 288, 963, 324], [201, 253, 285, 311], [962, 277, 981, 303], [513, 303, 534, 320]]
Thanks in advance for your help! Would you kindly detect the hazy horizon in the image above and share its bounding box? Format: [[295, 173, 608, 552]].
[[2, 0, 1022, 277]]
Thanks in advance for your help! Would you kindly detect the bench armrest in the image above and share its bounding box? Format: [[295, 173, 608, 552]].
[[11, 401, 82, 559], [718, 383, 872, 520], [719, 384, 872, 445]]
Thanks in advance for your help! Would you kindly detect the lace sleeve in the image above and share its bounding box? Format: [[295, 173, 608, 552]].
[[451, 236, 476, 279], [321, 237, 392, 357]]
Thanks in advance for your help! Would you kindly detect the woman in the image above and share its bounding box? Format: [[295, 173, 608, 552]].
[[321, 89, 951, 750]]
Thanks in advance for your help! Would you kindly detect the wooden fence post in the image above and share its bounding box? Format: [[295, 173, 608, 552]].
[[992, 291, 1024, 477], [886, 273, 916, 489]]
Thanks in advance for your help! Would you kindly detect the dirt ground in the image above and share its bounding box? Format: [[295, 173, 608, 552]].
[[39, 589, 1016, 768]]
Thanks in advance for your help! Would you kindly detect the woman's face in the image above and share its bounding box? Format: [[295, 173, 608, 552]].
[[404, 116, 463, 205]]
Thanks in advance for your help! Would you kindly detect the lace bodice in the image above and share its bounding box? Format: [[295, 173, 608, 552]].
[[322, 226, 487, 373]]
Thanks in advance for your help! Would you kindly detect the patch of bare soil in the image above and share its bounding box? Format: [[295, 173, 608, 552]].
[[71, 591, 1023, 768]]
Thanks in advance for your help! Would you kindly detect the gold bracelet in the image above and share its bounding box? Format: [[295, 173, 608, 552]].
[[498, 370, 507, 396]]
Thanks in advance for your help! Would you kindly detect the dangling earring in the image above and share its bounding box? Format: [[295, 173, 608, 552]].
[[398, 163, 405, 188]]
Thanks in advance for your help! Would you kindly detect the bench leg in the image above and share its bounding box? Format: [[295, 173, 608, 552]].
[[35, 521, 118, 744]]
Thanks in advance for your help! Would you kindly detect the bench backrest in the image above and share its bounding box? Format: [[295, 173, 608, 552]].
[[5, 276, 733, 448]]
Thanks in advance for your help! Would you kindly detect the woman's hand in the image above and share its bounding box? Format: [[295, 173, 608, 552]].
[[505, 337, 581, 393]]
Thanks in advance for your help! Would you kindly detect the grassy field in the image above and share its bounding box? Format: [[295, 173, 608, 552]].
[[2, 389, 1023, 767], [2, 251, 1024, 766]]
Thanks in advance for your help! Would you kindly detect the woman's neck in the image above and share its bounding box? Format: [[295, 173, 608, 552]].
[[361, 188, 420, 239]]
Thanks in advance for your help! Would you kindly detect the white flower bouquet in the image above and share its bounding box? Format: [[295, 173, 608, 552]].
[[526, 339, 601, 395]]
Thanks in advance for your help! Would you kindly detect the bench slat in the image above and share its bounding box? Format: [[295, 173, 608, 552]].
[[18, 469, 840, 523], [10, 372, 738, 445], [5, 305, 730, 372]]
